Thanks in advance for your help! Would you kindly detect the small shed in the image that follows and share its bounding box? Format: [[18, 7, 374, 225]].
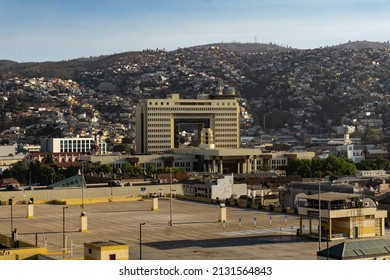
[[84, 240, 129, 260]]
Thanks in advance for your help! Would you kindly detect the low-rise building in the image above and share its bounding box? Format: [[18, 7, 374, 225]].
[[78, 148, 315, 176], [84, 240, 129, 260], [182, 174, 247, 201], [297, 192, 387, 240], [41, 137, 107, 155]]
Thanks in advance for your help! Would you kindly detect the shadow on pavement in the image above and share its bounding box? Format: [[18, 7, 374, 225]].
[[144, 235, 316, 250]]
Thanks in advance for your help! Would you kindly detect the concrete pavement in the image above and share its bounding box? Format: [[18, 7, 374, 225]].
[[1, 198, 381, 260]]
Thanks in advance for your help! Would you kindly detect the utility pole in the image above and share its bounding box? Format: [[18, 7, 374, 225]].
[[63, 206, 68, 257]]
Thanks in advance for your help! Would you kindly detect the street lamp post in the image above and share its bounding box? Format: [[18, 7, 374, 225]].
[[9, 197, 14, 246], [78, 159, 88, 208], [81, 161, 85, 208], [9, 197, 13, 233], [139, 223, 146, 260], [327, 200, 330, 260], [169, 169, 173, 226], [318, 178, 321, 251], [63, 206, 68, 256], [82, 179, 84, 208]]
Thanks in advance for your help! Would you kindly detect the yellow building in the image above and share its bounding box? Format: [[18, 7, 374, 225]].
[[298, 192, 387, 240], [0, 233, 48, 260], [84, 240, 129, 260]]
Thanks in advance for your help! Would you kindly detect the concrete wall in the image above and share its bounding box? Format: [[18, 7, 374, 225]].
[[0, 184, 184, 204]]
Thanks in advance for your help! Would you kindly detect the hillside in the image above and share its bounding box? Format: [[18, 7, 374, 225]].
[[331, 40, 390, 50], [190, 42, 294, 53], [1, 41, 389, 80], [0, 60, 18, 70], [1, 41, 390, 139], [0, 42, 295, 79]]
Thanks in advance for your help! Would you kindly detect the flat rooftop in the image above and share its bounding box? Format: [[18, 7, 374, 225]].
[[1, 198, 389, 260]]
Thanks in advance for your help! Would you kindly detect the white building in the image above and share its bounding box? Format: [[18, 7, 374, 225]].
[[183, 174, 247, 200], [41, 137, 107, 155], [0, 144, 24, 175]]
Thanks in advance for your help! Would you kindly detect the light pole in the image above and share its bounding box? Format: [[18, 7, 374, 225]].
[[78, 160, 86, 209], [139, 222, 145, 260], [9, 197, 14, 246], [318, 178, 321, 251], [63, 206, 68, 256], [327, 200, 330, 260], [169, 168, 173, 226]]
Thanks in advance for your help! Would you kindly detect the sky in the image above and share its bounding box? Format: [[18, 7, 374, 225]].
[[1, 0, 390, 62]]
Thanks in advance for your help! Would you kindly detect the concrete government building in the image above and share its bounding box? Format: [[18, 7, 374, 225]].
[[130, 92, 315, 174], [136, 93, 240, 154]]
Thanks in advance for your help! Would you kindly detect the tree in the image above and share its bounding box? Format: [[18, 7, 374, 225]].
[[146, 163, 156, 176], [284, 156, 357, 178], [100, 164, 113, 174], [113, 144, 135, 154], [285, 159, 311, 177], [311, 157, 324, 178], [155, 167, 185, 174], [43, 153, 55, 165], [362, 128, 383, 144], [61, 166, 79, 178], [355, 160, 376, 170], [121, 163, 134, 174], [133, 165, 143, 174], [36, 164, 56, 185], [322, 156, 356, 176], [1, 161, 28, 183]]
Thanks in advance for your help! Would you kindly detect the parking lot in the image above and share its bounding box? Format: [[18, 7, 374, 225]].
[[0, 198, 370, 260]]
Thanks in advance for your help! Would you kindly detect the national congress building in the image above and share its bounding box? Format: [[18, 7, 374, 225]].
[[136, 93, 240, 154], [132, 92, 314, 174]]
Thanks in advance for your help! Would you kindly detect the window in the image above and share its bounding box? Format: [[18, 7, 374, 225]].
[[109, 254, 116, 260]]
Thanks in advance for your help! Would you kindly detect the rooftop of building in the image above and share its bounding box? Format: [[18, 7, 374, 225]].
[[317, 239, 390, 259], [5, 198, 382, 260]]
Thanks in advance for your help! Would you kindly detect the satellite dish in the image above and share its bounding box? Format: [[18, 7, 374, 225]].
[[363, 197, 377, 208]]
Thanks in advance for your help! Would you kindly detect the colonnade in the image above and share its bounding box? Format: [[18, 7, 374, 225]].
[[202, 156, 270, 174]]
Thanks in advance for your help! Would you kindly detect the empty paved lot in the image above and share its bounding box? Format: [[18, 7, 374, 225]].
[[2, 198, 386, 260]]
